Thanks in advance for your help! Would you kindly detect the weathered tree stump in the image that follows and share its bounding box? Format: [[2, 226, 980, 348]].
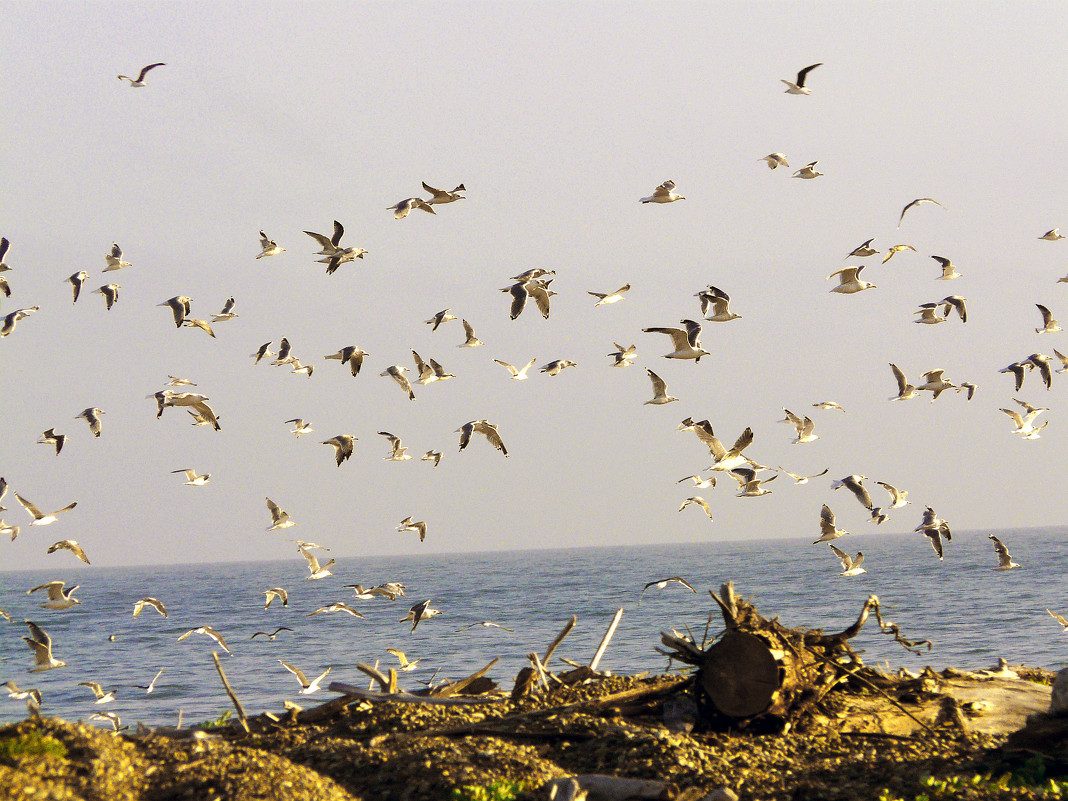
[[660, 581, 930, 732]]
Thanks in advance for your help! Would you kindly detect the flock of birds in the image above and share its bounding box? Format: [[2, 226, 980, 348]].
[[2, 59, 1067, 728]]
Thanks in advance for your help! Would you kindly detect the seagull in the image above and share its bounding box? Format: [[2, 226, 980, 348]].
[[644, 369, 679, 405], [251, 626, 293, 640], [882, 244, 917, 264], [811, 401, 845, 412], [422, 450, 442, 467], [931, 256, 961, 280], [257, 230, 285, 259], [398, 516, 427, 542], [285, 418, 314, 437], [830, 475, 873, 509], [459, 319, 483, 348], [103, 242, 131, 271], [1027, 353, 1054, 390], [827, 266, 875, 293], [502, 277, 554, 320], [79, 681, 117, 704], [704, 426, 756, 473], [401, 599, 441, 632], [640, 179, 685, 203], [760, 153, 790, 169], [117, 63, 165, 86], [541, 359, 577, 376], [915, 507, 952, 560], [917, 369, 956, 400], [999, 362, 1029, 392], [210, 296, 238, 322], [457, 420, 508, 456], [588, 284, 631, 307], [16, 494, 77, 526], [869, 508, 889, 525], [829, 545, 866, 577], [27, 581, 80, 610], [453, 621, 513, 633], [678, 496, 713, 518], [1054, 349, 1068, 373], [677, 474, 716, 488], [166, 376, 197, 386], [133, 668, 165, 694], [305, 220, 367, 272], [324, 345, 368, 377], [171, 468, 210, 486], [956, 382, 978, 400], [321, 434, 356, 466], [89, 283, 120, 310], [47, 540, 90, 564], [782, 62, 822, 94], [0, 237, 9, 271], [847, 238, 879, 258], [938, 295, 967, 323], [178, 626, 233, 655], [790, 416, 818, 444], [263, 588, 289, 610], [422, 181, 466, 204], [1039, 228, 1065, 241], [1000, 406, 1047, 439], [67, 271, 89, 302], [792, 161, 823, 179], [23, 621, 66, 671], [730, 467, 777, 497], [642, 319, 710, 361], [75, 407, 105, 437], [37, 428, 67, 455], [279, 661, 332, 694], [696, 285, 742, 322], [988, 534, 1020, 570], [158, 295, 192, 327], [914, 303, 947, 325], [1, 306, 40, 337], [426, 308, 457, 330], [608, 343, 638, 367], [133, 597, 168, 618], [252, 341, 275, 364], [0, 274, 11, 297], [307, 602, 364, 618], [381, 365, 416, 400], [813, 504, 850, 543], [494, 357, 536, 380], [1036, 304, 1061, 334], [778, 467, 828, 485], [412, 350, 449, 384], [266, 498, 295, 531], [380, 432, 412, 461], [898, 197, 944, 228], [386, 648, 422, 671], [1046, 609, 1068, 632], [388, 197, 436, 219], [876, 481, 911, 509], [638, 577, 697, 604], [0, 521, 18, 542], [181, 318, 215, 337], [3, 682, 42, 705], [300, 546, 336, 580]]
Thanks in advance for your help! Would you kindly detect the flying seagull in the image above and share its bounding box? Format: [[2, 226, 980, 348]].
[[588, 284, 631, 307], [847, 238, 878, 258], [1036, 304, 1062, 334], [27, 581, 80, 610], [882, 244, 917, 264], [279, 660, 332, 694], [696, 285, 742, 322], [608, 343, 638, 367], [299, 546, 335, 580], [117, 63, 165, 87], [827, 266, 875, 294], [644, 368, 679, 405], [67, 271, 89, 302], [425, 308, 457, 331], [678, 496, 713, 519], [285, 418, 314, 437], [47, 540, 91, 564], [778, 467, 828, 485], [638, 576, 697, 604], [898, 197, 944, 227], [75, 407, 105, 437], [792, 161, 823, 179], [931, 255, 961, 280], [93, 284, 120, 310], [23, 621, 66, 672], [401, 599, 441, 632], [307, 602, 364, 618], [457, 420, 508, 456], [494, 357, 536, 380], [210, 296, 238, 322], [459, 319, 483, 348], [1046, 609, 1068, 632], [16, 494, 77, 526], [640, 179, 685, 204], [540, 359, 577, 376], [305, 220, 366, 274], [263, 588, 288, 610], [915, 507, 952, 560], [266, 497, 295, 531], [422, 181, 466, 204], [760, 153, 789, 169], [388, 197, 436, 219], [133, 668, 165, 694], [1039, 229, 1065, 241], [103, 242, 131, 271], [381, 365, 416, 400], [829, 545, 866, 576], [730, 466, 777, 497], [257, 230, 285, 259], [782, 62, 822, 94], [78, 681, 117, 705], [813, 504, 850, 544], [251, 626, 293, 640], [177, 626, 232, 655], [321, 434, 356, 466], [988, 534, 1020, 570], [37, 428, 67, 456], [386, 648, 422, 671], [422, 450, 442, 467], [642, 319, 710, 361], [133, 597, 168, 618], [171, 468, 210, 486], [830, 475, 872, 509], [453, 621, 513, 633], [158, 295, 192, 327], [398, 516, 427, 542]]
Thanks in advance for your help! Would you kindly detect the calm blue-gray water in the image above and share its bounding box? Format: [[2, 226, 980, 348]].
[[2, 528, 1066, 729]]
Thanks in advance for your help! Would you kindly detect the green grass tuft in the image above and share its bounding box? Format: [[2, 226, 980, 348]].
[[0, 730, 68, 763]]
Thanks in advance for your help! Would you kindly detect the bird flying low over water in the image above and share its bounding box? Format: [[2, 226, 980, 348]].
[[457, 420, 508, 456], [915, 507, 952, 560], [177, 626, 232, 655], [300, 546, 336, 580], [133, 597, 168, 617], [829, 545, 866, 577], [782, 62, 822, 94], [47, 540, 90, 564], [117, 63, 165, 87], [27, 581, 80, 610], [640, 179, 685, 203], [1047, 609, 1068, 632], [813, 504, 850, 544], [279, 660, 332, 694], [402, 599, 441, 632], [263, 588, 288, 610], [988, 535, 1020, 570], [638, 576, 697, 603], [23, 621, 66, 671]]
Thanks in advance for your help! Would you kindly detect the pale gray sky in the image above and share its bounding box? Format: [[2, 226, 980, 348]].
[[3, 2, 1068, 571]]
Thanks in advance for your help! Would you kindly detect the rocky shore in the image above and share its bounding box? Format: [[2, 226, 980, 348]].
[[2, 666, 1065, 801]]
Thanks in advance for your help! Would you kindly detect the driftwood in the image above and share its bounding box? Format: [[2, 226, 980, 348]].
[[211, 651, 248, 733], [659, 582, 931, 732]]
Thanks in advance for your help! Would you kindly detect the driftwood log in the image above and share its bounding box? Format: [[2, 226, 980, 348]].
[[659, 582, 931, 732]]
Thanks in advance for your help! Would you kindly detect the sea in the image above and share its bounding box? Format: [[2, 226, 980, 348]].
[[1, 528, 1066, 729]]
